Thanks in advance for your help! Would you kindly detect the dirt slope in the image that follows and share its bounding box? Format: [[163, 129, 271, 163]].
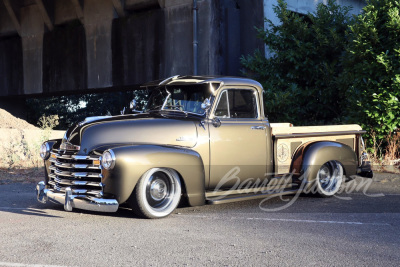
[[0, 109, 38, 130]]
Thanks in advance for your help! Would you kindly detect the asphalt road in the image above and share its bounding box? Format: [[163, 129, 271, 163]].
[[0, 173, 399, 267]]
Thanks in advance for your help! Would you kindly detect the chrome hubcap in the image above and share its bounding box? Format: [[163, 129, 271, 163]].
[[145, 170, 175, 210], [319, 166, 331, 184], [318, 161, 342, 193], [150, 179, 168, 201]]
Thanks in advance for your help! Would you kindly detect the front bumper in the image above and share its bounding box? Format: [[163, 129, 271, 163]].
[[36, 181, 119, 213]]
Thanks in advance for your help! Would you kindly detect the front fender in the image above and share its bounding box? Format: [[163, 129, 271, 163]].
[[101, 145, 205, 206], [291, 141, 358, 183]]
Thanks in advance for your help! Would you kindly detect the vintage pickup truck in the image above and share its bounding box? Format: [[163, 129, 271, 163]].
[[36, 76, 373, 218]]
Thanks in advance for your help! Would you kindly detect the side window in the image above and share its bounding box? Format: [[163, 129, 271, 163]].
[[215, 89, 258, 118]]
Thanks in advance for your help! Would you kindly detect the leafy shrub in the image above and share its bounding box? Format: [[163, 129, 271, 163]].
[[342, 0, 400, 149], [241, 0, 353, 125]]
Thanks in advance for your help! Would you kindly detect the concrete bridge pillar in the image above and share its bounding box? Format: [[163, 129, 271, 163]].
[[163, 0, 193, 76], [84, 0, 114, 88], [21, 4, 45, 94]]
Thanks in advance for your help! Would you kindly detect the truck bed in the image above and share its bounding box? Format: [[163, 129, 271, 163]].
[[270, 124, 364, 174]]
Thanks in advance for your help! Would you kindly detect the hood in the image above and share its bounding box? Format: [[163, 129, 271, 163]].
[[63, 114, 199, 154]]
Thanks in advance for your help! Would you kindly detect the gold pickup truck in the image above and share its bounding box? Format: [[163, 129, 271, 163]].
[[36, 76, 373, 218]]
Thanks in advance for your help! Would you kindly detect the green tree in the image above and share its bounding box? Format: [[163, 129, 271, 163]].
[[343, 0, 400, 147], [241, 0, 352, 125]]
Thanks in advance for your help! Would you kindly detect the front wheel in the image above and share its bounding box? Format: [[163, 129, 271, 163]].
[[315, 161, 344, 197], [129, 168, 182, 219]]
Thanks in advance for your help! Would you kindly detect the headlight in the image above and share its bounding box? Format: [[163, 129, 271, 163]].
[[40, 142, 50, 160], [101, 150, 116, 170]]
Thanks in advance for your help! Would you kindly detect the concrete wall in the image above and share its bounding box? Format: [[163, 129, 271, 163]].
[[84, 0, 114, 88], [0, 36, 23, 96], [21, 3, 45, 95], [43, 22, 87, 93], [112, 9, 165, 85]]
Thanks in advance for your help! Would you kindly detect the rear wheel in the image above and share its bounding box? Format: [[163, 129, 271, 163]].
[[315, 161, 344, 197], [129, 168, 181, 219]]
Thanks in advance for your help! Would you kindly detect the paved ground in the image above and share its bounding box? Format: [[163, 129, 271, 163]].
[[0, 173, 399, 267]]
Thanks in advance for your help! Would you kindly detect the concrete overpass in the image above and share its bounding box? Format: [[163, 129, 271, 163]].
[[0, 0, 264, 103]]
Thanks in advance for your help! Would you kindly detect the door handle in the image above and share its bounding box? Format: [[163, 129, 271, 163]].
[[251, 126, 266, 130]]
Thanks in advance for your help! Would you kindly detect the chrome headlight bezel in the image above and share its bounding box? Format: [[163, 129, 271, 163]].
[[40, 142, 51, 160], [100, 150, 116, 170]]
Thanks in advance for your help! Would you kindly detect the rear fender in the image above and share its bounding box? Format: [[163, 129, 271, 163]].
[[101, 145, 205, 206], [290, 141, 357, 184]]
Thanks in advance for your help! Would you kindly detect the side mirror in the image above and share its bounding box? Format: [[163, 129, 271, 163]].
[[201, 98, 211, 110], [130, 99, 137, 110], [212, 117, 221, 128]]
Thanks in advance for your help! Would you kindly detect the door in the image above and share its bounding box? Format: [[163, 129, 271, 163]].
[[209, 88, 267, 189]]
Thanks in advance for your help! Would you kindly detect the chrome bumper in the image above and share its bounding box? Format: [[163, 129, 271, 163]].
[[36, 181, 119, 213]]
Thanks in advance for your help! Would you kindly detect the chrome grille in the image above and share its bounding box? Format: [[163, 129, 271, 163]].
[[48, 150, 103, 197]]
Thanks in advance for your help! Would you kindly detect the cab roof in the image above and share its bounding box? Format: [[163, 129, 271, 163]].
[[142, 75, 264, 95]]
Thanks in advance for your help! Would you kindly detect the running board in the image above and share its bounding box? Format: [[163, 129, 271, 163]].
[[206, 188, 299, 205]]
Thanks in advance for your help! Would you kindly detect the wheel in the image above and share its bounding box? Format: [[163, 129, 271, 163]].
[[129, 168, 182, 219], [315, 161, 344, 197]]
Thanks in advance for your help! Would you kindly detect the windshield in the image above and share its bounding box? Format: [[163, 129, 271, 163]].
[[145, 84, 212, 115]]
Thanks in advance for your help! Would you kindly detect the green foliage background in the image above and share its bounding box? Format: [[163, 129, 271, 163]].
[[343, 0, 400, 145], [241, 0, 352, 125], [241, 0, 400, 150]]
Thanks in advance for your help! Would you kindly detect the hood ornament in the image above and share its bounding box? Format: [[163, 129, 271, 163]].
[[78, 116, 111, 126], [60, 142, 80, 151]]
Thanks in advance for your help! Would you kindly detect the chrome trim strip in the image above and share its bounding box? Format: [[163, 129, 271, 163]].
[[74, 155, 90, 160], [251, 126, 266, 130], [46, 182, 101, 195], [54, 161, 100, 170], [206, 189, 299, 205], [50, 152, 100, 161], [74, 164, 90, 169], [53, 170, 101, 178], [49, 175, 102, 187], [273, 130, 367, 139]]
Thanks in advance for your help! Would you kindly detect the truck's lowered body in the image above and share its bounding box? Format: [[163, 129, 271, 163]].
[[36, 76, 372, 218]]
